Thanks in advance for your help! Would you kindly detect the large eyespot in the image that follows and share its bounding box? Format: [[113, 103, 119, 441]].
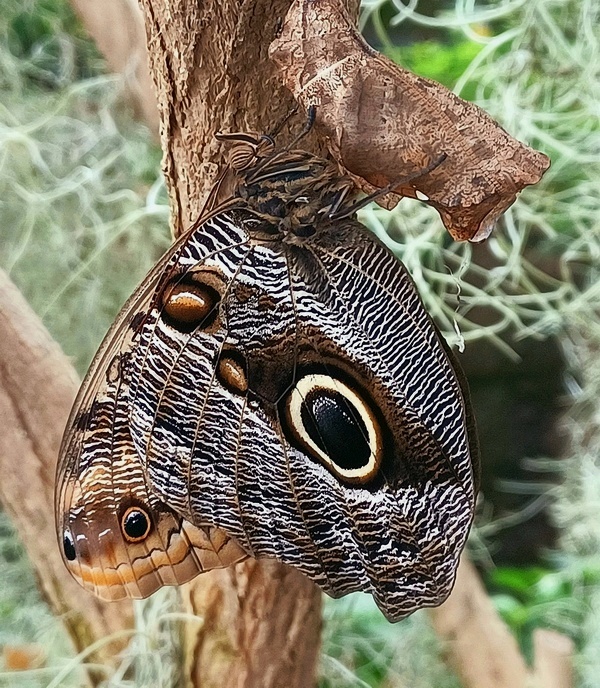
[[160, 275, 221, 333], [283, 373, 383, 484], [121, 507, 152, 543], [63, 530, 76, 561]]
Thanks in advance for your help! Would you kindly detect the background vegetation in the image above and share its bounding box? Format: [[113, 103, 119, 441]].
[[0, 0, 599, 685]]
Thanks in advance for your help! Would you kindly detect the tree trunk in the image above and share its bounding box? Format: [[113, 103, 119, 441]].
[[69, 0, 159, 132], [138, 0, 359, 238], [134, 1, 364, 685], [182, 561, 322, 688]]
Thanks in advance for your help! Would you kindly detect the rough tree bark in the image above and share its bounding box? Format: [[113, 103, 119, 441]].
[[182, 560, 323, 688], [138, 0, 359, 238], [0, 268, 133, 684]]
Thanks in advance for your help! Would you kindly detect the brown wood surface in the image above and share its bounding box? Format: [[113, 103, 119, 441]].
[[0, 268, 133, 682], [134, 1, 364, 685], [428, 556, 573, 688], [138, 0, 359, 239], [532, 628, 574, 688], [183, 561, 322, 688], [68, 0, 159, 132], [429, 557, 530, 688]]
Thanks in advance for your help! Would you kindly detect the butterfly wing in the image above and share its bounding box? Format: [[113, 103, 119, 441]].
[[55, 234, 247, 600], [126, 208, 478, 621]]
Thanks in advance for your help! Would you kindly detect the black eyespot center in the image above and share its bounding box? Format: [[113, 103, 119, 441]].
[[121, 507, 152, 543], [301, 388, 371, 470], [63, 530, 76, 561]]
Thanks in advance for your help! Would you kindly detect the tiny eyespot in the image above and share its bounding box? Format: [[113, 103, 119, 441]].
[[63, 530, 76, 561], [121, 507, 152, 543], [216, 350, 248, 395]]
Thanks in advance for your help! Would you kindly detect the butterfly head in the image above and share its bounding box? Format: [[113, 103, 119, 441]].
[[213, 131, 356, 236]]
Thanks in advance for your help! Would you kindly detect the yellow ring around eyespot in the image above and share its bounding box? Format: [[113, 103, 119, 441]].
[[286, 373, 383, 484], [120, 506, 152, 543]]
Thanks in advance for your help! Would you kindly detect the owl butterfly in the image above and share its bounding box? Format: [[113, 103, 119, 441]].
[[56, 129, 479, 622]]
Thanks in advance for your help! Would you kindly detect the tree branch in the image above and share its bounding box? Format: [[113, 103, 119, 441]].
[[532, 628, 574, 688], [430, 557, 530, 688], [68, 0, 159, 132], [430, 556, 574, 688], [0, 268, 133, 681]]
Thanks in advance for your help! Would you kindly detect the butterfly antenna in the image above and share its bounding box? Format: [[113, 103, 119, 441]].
[[330, 153, 447, 220], [244, 105, 317, 181], [268, 103, 300, 139], [284, 105, 317, 149]]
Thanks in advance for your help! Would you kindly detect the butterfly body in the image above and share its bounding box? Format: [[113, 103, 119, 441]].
[[57, 136, 478, 621]]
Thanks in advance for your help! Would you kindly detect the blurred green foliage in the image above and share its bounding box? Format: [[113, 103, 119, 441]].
[[386, 38, 482, 94], [0, 513, 77, 686], [320, 596, 460, 688], [2, 0, 102, 89], [487, 565, 588, 662], [0, 0, 169, 375]]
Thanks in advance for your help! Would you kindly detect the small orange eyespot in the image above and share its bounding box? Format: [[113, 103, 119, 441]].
[[163, 285, 213, 322], [160, 279, 221, 333], [217, 353, 248, 394]]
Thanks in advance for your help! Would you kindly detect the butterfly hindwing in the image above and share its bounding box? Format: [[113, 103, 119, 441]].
[[125, 208, 476, 621], [55, 232, 248, 600]]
